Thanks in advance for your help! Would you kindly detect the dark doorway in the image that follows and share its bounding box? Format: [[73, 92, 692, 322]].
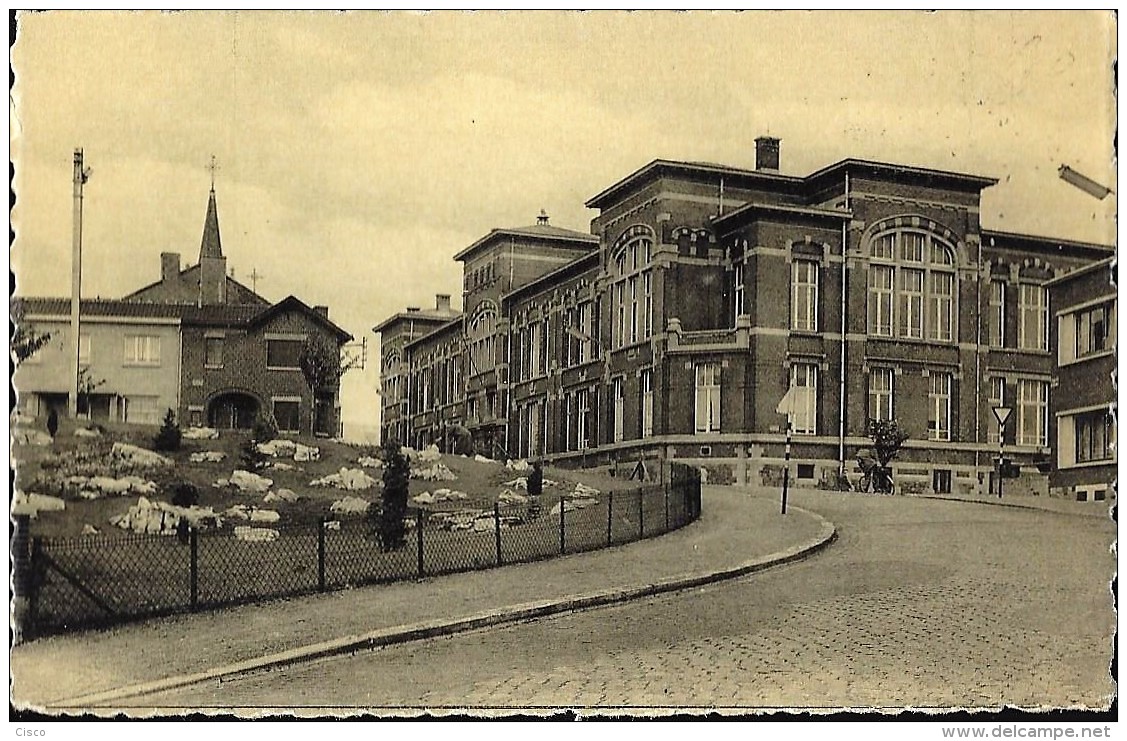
[[208, 392, 259, 429]]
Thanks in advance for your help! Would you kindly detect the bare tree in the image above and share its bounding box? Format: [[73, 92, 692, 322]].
[[299, 336, 358, 435]]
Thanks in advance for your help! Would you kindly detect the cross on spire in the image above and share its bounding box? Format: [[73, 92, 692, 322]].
[[207, 155, 219, 190]]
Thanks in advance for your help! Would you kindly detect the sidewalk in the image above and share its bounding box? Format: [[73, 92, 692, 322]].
[[915, 490, 1116, 519], [12, 487, 835, 710]]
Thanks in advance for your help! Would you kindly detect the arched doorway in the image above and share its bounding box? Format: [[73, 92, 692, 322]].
[[208, 391, 260, 430]]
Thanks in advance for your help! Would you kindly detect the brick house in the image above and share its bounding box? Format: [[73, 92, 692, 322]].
[[14, 186, 352, 435], [1046, 258, 1117, 501], [375, 139, 1112, 493]]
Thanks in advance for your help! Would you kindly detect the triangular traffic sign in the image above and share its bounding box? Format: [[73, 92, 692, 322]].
[[992, 406, 1012, 428]]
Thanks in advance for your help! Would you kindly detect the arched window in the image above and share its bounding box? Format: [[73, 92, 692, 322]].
[[610, 227, 654, 348], [467, 305, 497, 375], [867, 229, 957, 342]]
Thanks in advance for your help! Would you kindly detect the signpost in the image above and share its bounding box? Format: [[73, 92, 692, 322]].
[[992, 406, 1012, 498], [776, 389, 797, 515]]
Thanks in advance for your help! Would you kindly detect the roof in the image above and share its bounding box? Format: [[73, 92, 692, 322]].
[[372, 308, 463, 334], [712, 201, 852, 229], [982, 228, 1115, 255], [1045, 256, 1117, 287], [453, 223, 597, 263], [585, 156, 998, 211], [585, 159, 803, 210], [121, 263, 271, 306], [199, 188, 223, 260], [14, 295, 353, 342], [502, 250, 600, 303], [403, 315, 465, 351]]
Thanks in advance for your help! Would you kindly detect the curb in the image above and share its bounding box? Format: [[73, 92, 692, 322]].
[[52, 507, 837, 709], [917, 494, 1114, 519]]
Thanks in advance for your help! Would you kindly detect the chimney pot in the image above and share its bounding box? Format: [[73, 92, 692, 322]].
[[161, 252, 180, 284], [313, 305, 329, 318], [755, 136, 781, 172], [536, 209, 550, 226], [406, 307, 421, 313], [436, 294, 452, 312]]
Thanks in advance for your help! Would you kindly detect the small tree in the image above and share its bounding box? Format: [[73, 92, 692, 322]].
[[299, 336, 342, 436], [153, 408, 182, 452], [11, 303, 53, 364], [240, 436, 269, 473], [76, 367, 106, 418], [377, 438, 410, 551], [866, 418, 910, 494], [252, 410, 279, 443]]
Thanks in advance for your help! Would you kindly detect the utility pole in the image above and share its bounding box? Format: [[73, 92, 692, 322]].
[[69, 148, 90, 418]]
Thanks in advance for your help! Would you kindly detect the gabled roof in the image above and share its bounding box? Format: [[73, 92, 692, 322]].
[[121, 263, 270, 306], [453, 223, 597, 263], [1045, 256, 1116, 287], [241, 295, 353, 342]]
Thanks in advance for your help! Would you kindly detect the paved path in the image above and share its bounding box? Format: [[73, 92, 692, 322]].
[[13, 487, 830, 710], [135, 489, 1116, 713]]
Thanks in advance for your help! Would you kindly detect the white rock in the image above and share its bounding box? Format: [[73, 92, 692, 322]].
[[505, 459, 531, 473], [293, 443, 320, 462], [111, 442, 173, 467], [74, 427, 101, 438], [357, 456, 384, 468], [472, 516, 497, 532], [12, 429, 52, 446], [263, 488, 299, 503], [411, 492, 435, 505], [223, 505, 251, 520], [411, 463, 457, 482], [573, 482, 601, 498], [311, 467, 379, 491], [234, 526, 279, 542], [82, 524, 99, 535], [257, 439, 297, 458], [249, 509, 281, 523], [325, 520, 341, 531], [415, 444, 442, 463], [11, 492, 66, 517], [330, 496, 372, 515], [229, 469, 274, 493], [268, 461, 297, 471], [501, 477, 528, 490], [183, 426, 220, 440], [189, 451, 226, 463], [89, 476, 132, 495], [498, 489, 527, 505], [473, 454, 496, 464]]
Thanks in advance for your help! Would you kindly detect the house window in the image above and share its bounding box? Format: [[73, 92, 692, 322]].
[[468, 306, 497, 375], [273, 398, 301, 433], [868, 230, 956, 341], [542, 317, 550, 373], [694, 363, 721, 433], [733, 262, 744, 326], [790, 363, 818, 435], [1017, 379, 1048, 447], [1018, 284, 1048, 351], [641, 369, 654, 438], [124, 395, 160, 425], [869, 266, 894, 337], [868, 367, 893, 422], [1075, 410, 1115, 463], [612, 377, 625, 443], [611, 232, 654, 349], [927, 372, 952, 442], [792, 260, 818, 332], [1076, 302, 1114, 358], [205, 337, 224, 368], [987, 377, 1006, 443], [266, 338, 302, 369], [577, 388, 591, 449], [124, 335, 160, 366], [989, 280, 1006, 347]]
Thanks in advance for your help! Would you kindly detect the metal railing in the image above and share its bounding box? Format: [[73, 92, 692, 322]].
[[16, 467, 702, 638]]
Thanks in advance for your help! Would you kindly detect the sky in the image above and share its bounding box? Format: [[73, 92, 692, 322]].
[[10, 11, 1118, 435]]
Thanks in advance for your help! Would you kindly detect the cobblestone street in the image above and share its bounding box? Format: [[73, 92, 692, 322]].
[[136, 491, 1116, 711]]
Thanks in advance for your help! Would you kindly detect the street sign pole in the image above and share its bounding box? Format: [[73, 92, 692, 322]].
[[992, 406, 1012, 499], [781, 417, 792, 515]]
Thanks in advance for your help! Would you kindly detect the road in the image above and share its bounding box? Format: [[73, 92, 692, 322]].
[[135, 491, 1116, 711]]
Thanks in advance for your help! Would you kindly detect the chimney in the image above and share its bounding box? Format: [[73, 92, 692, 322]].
[[755, 136, 780, 172], [436, 294, 451, 312], [406, 307, 421, 313], [313, 305, 329, 318], [536, 209, 550, 226], [161, 252, 180, 284]]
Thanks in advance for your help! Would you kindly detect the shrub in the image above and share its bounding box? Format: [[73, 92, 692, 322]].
[[240, 437, 269, 473], [252, 411, 279, 444], [376, 438, 410, 551], [170, 482, 200, 508], [152, 409, 182, 452]]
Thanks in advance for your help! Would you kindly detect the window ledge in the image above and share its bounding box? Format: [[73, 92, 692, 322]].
[[267, 366, 303, 372], [1060, 459, 1117, 471], [204, 364, 224, 370], [123, 362, 161, 368]]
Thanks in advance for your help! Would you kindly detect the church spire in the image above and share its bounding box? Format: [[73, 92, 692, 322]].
[[199, 177, 223, 261]]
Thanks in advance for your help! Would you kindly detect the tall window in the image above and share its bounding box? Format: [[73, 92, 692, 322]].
[[577, 301, 593, 363], [612, 377, 624, 443], [868, 368, 893, 422], [792, 260, 818, 332], [927, 372, 952, 442], [611, 231, 654, 348], [868, 230, 956, 341], [987, 377, 1006, 443], [732, 262, 745, 326], [641, 369, 654, 438], [790, 363, 818, 434], [694, 363, 721, 433], [577, 388, 590, 449], [542, 317, 550, 373], [273, 398, 301, 433], [869, 266, 894, 337], [205, 337, 223, 368], [989, 280, 1006, 347], [1018, 284, 1048, 351], [468, 306, 497, 375], [1075, 410, 1114, 463], [1017, 379, 1048, 447], [125, 335, 161, 366]]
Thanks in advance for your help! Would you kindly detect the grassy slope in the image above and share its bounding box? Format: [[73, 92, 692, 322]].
[[13, 420, 643, 539]]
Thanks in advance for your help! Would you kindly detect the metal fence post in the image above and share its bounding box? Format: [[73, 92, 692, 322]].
[[638, 488, 645, 538], [493, 503, 502, 567], [664, 481, 670, 531], [317, 517, 326, 592], [606, 491, 613, 546], [416, 509, 425, 577], [189, 527, 199, 610], [559, 495, 566, 554]]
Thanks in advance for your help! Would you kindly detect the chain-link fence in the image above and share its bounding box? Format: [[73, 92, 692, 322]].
[[17, 465, 702, 638]]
